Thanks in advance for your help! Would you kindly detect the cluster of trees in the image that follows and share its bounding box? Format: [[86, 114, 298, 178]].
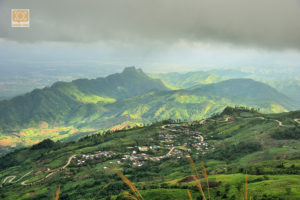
[[222, 106, 259, 115], [31, 139, 56, 150], [271, 127, 300, 140], [206, 141, 262, 162]]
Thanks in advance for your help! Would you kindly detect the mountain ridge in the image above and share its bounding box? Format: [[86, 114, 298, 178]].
[[0, 67, 168, 132]]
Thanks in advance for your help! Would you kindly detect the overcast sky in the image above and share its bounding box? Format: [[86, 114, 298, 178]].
[[0, 0, 300, 73]]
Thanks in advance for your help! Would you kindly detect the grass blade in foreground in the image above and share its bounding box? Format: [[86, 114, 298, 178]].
[[98, 182, 111, 194], [54, 185, 60, 200], [185, 151, 206, 200], [193, 175, 207, 200], [185, 152, 199, 176], [116, 170, 144, 200], [201, 161, 210, 200], [124, 191, 139, 200], [187, 189, 193, 200], [245, 172, 248, 200]]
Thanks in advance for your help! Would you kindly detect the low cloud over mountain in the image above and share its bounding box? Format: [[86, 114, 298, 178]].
[[1, 0, 300, 50]]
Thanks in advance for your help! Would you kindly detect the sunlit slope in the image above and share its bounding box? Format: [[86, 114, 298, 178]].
[[0, 67, 168, 132], [66, 79, 297, 129], [150, 71, 225, 89]]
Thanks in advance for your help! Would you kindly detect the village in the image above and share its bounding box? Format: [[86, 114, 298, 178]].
[[75, 123, 214, 169]]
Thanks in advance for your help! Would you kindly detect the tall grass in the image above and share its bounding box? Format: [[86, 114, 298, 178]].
[[98, 182, 111, 194], [116, 170, 144, 200], [185, 152, 199, 176], [201, 161, 210, 200], [193, 175, 207, 200], [54, 185, 60, 200], [185, 152, 207, 200], [187, 189, 193, 200], [123, 191, 139, 200], [245, 172, 248, 200]]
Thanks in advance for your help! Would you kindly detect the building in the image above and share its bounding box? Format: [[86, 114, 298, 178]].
[[138, 146, 149, 151]]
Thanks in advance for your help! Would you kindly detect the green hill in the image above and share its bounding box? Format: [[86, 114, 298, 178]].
[[266, 78, 300, 104], [0, 107, 299, 200], [198, 79, 299, 111], [154, 69, 300, 106]]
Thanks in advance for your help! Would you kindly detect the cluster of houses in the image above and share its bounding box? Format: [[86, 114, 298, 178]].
[[75, 123, 213, 169], [161, 124, 211, 152], [76, 151, 114, 165]]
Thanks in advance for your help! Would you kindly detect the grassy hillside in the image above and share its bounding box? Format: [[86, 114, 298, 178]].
[[0, 107, 299, 199]]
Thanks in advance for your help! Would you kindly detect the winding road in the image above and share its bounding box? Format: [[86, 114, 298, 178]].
[[254, 116, 298, 127], [1, 170, 33, 187], [2, 155, 76, 186], [166, 147, 175, 157], [21, 154, 76, 186]]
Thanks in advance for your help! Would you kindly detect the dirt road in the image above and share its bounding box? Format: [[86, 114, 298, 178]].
[[166, 147, 175, 157], [2, 155, 77, 186], [63, 154, 77, 169], [1, 176, 16, 186], [1, 170, 33, 187]]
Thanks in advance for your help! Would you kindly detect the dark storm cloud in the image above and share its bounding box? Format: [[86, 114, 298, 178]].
[[0, 0, 300, 49]]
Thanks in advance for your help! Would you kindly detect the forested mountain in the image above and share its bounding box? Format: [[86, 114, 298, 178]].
[[153, 69, 300, 106], [198, 79, 298, 111], [266, 79, 300, 104], [0, 67, 168, 132], [0, 67, 298, 154]]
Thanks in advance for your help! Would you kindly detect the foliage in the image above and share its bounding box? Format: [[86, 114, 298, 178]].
[[271, 127, 300, 140], [31, 139, 55, 150], [206, 142, 262, 162]]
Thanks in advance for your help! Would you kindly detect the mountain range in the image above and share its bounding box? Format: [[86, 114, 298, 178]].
[[0, 67, 299, 154]]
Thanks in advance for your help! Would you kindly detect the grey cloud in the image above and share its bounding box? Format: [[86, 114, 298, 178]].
[[0, 0, 300, 49]]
